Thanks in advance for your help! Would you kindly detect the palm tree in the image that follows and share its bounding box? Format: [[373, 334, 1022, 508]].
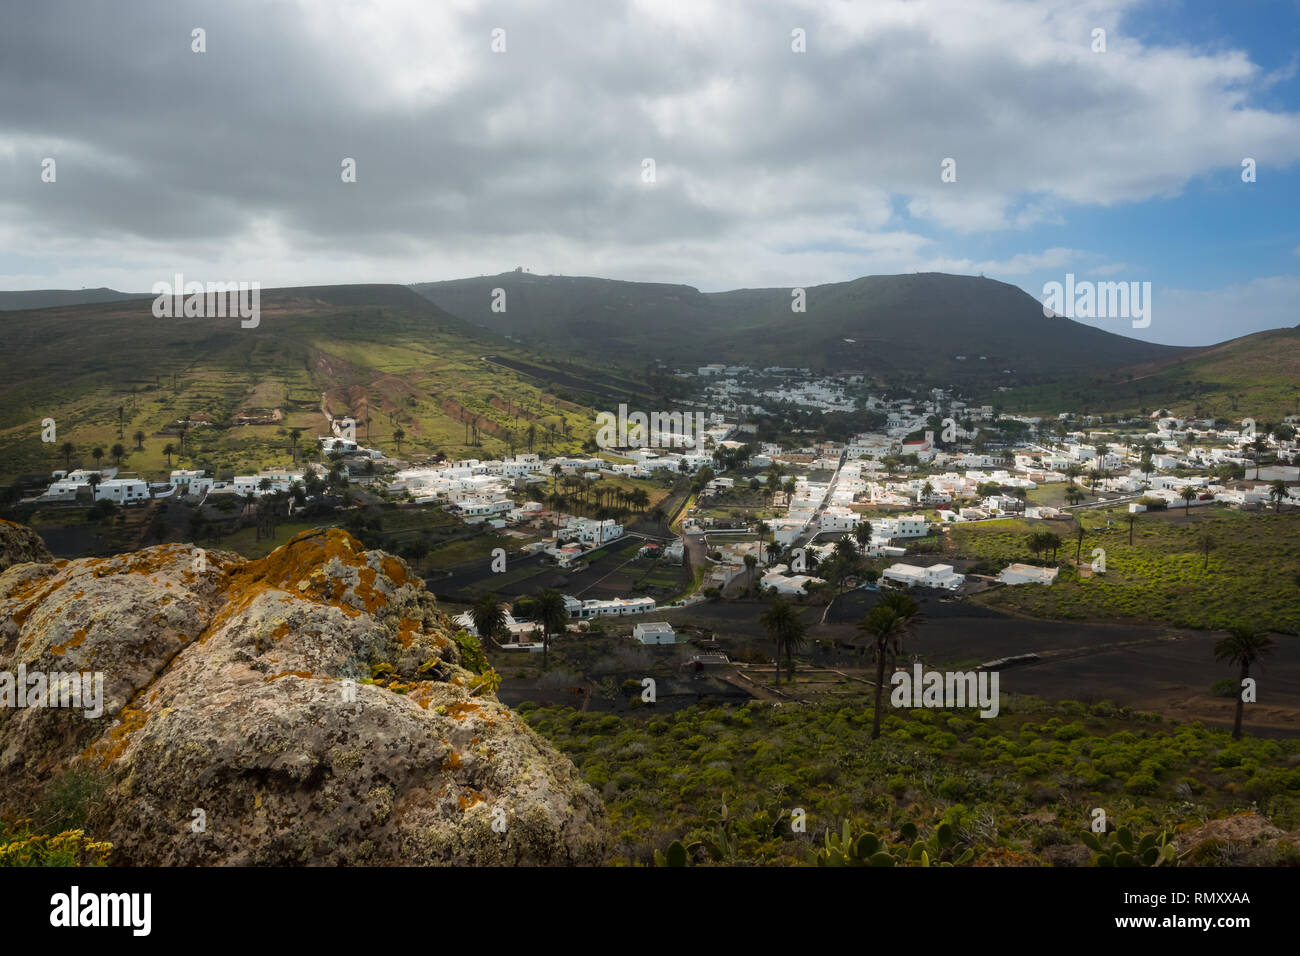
[[393, 426, 405, 456], [86, 472, 102, 499], [163, 443, 175, 467], [782, 617, 809, 683], [858, 591, 921, 739], [761, 596, 804, 685], [743, 553, 758, 594], [1250, 435, 1268, 480], [1198, 529, 1214, 570], [533, 588, 568, 672], [1213, 626, 1275, 739], [91, 446, 104, 472], [1268, 479, 1288, 513], [1074, 523, 1086, 564], [470, 593, 509, 648], [133, 430, 145, 450], [853, 520, 873, 548], [289, 427, 302, 464], [111, 443, 125, 466], [1064, 485, 1084, 506], [1179, 485, 1198, 516], [1043, 531, 1062, 563], [766, 540, 782, 565]]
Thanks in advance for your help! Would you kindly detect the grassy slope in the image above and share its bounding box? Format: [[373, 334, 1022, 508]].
[[945, 508, 1300, 633], [414, 272, 1185, 380], [990, 326, 1300, 422], [0, 285, 638, 484], [524, 697, 1300, 865]]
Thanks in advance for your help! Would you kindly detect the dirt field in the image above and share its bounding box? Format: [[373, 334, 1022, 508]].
[[660, 591, 1300, 737]]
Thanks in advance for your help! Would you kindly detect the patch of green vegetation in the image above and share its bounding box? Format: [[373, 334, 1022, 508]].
[[948, 509, 1300, 633], [523, 697, 1300, 866]]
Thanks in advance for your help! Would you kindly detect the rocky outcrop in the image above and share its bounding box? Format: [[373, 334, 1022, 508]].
[[0, 519, 52, 573], [0, 527, 605, 865]]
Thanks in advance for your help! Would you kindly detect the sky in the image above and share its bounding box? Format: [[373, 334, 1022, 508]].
[[1, 0, 1298, 346]]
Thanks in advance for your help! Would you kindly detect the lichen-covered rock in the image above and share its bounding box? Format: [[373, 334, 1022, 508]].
[[0, 527, 605, 865], [0, 519, 53, 573]]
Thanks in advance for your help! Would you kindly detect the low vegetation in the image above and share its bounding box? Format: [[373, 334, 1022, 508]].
[[523, 696, 1300, 866]]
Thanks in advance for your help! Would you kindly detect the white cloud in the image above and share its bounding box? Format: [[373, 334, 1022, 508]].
[[0, 0, 1296, 348]]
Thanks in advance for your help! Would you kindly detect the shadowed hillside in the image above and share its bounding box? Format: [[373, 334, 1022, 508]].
[[413, 271, 1188, 382]]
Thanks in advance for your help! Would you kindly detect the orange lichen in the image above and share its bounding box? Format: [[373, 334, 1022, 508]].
[[265, 670, 315, 681], [396, 619, 420, 649], [457, 792, 483, 811], [441, 751, 462, 771], [49, 629, 87, 656], [444, 700, 481, 721], [85, 705, 149, 767]]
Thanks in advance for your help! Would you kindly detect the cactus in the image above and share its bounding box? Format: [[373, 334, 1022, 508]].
[[806, 820, 982, 867], [1081, 826, 1184, 867], [654, 840, 689, 867]]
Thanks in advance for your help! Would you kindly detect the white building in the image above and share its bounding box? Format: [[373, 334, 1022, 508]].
[[170, 470, 214, 497], [232, 472, 303, 496], [874, 515, 930, 541], [94, 478, 150, 503], [633, 622, 677, 645], [998, 563, 1059, 586], [569, 596, 656, 619], [882, 562, 964, 591], [819, 506, 860, 532]]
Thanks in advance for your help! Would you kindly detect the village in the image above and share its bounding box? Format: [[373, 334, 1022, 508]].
[[12, 361, 1296, 703]]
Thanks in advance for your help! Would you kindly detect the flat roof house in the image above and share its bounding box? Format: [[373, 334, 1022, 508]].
[[633, 622, 676, 645], [882, 562, 964, 591], [998, 563, 1059, 586]]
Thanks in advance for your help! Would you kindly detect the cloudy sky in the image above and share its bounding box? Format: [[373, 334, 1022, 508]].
[[1, 0, 1298, 345]]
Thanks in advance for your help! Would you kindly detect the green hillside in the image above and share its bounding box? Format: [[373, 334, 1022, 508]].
[[413, 271, 1187, 383], [991, 326, 1300, 422], [0, 285, 648, 484], [0, 288, 150, 311]]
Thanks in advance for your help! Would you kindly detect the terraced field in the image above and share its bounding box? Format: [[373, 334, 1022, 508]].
[[0, 285, 642, 484]]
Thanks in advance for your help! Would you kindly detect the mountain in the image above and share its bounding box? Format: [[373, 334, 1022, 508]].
[[412, 271, 1189, 382], [0, 284, 644, 483], [994, 324, 1300, 421], [0, 287, 150, 311]]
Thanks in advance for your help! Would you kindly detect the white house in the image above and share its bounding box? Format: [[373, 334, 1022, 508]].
[[819, 506, 860, 532], [94, 478, 150, 503], [760, 564, 825, 595], [998, 563, 1059, 586], [882, 562, 964, 590], [233, 472, 303, 496], [170, 470, 214, 497], [874, 515, 930, 541], [456, 497, 513, 517], [633, 622, 677, 645], [572, 596, 656, 619]]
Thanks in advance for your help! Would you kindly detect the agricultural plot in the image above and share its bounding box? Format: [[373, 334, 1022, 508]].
[[0, 288, 603, 484], [946, 508, 1300, 633]]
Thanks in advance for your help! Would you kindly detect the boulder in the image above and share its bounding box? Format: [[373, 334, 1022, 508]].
[[0, 527, 604, 865]]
